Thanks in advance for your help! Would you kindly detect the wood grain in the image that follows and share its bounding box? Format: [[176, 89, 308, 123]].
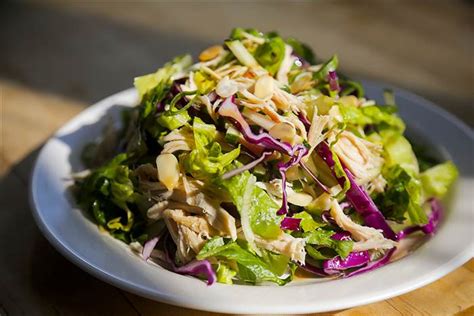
[[1, 1, 473, 315]]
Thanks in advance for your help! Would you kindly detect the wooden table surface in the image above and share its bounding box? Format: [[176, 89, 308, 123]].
[[1, 1, 473, 315]]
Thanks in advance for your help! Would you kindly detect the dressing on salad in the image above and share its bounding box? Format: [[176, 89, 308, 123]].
[[74, 28, 458, 285]]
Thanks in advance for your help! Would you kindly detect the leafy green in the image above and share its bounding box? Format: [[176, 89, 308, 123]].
[[156, 110, 191, 130], [183, 118, 240, 179], [254, 36, 286, 75], [293, 211, 324, 232], [219, 171, 282, 239], [229, 27, 263, 40], [382, 131, 419, 175], [285, 37, 315, 64], [338, 104, 405, 132], [76, 154, 139, 240], [194, 71, 216, 94], [304, 229, 353, 259], [216, 263, 237, 285], [420, 161, 458, 198], [312, 55, 338, 81], [376, 165, 427, 224], [134, 54, 192, 101], [197, 237, 290, 285]]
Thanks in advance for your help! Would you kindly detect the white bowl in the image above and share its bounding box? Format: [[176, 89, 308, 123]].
[[30, 81, 474, 314]]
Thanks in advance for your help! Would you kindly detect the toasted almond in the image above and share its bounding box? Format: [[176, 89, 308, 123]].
[[269, 122, 296, 144], [254, 75, 274, 100], [199, 45, 223, 62], [156, 153, 180, 191], [216, 77, 238, 98]]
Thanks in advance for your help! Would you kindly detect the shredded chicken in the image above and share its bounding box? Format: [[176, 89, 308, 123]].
[[329, 200, 397, 250], [163, 209, 212, 263], [332, 131, 384, 185], [250, 232, 306, 264]]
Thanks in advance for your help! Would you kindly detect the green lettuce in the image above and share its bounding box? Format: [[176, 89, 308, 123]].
[[382, 131, 419, 175], [183, 118, 240, 179], [197, 237, 290, 285], [285, 37, 316, 64], [219, 171, 282, 239], [312, 55, 338, 81], [254, 36, 286, 75], [292, 211, 324, 232], [215, 263, 237, 285], [421, 161, 458, 198], [338, 104, 405, 132], [76, 154, 137, 239], [134, 54, 192, 101], [376, 165, 427, 224], [303, 228, 353, 259]]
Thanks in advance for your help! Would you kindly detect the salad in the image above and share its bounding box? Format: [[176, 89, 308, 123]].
[[74, 28, 458, 286]]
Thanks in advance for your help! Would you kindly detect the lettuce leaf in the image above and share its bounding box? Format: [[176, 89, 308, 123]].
[[254, 36, 286, 75], [376, 165, 427, 224], [303, 229, 353, 259], [134, 54, 192, 101], [338, 104, 405, 132], [285, 37, 315, 64], [382, 131, 419, 175], [312, 55, 338, 81], [183, 118, 240, 179], [215, 262, 237, 285], [292, 211, 324, 232], [197, 237, 290, 285], [76, 154, 138, 238], [219, 171, 282, 239], [421, 161, 458, 198]]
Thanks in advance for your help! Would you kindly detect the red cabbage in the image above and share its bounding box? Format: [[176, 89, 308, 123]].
[[164, 234, 216, 285], [398, 198, 442, 239], [345, 248, 395, 278], [331, 231, 351, 241], [298, 262, 333, 277], [174, 260, 217, 285], [299, 161, 329, 193], [323, 251, 370, 274], [276, 145, 308, 215], [222, 151, 272, 180], [316, 142, 397, 240], [218, 97, 295, 155], [142, 236, 160, 261], [297, 112, 311, 131], [328, 70, 340, 92], [280, 217, 302, 231]]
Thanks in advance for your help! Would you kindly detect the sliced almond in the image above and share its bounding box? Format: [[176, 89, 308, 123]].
[[269, 122, 296, 144], [199, 45, 223, 62], [156, 153, 180, 191], [216, 77, 238, 98], [254, 75, 274, 100]]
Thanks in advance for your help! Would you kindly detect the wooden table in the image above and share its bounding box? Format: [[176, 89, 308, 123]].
[[1, 1, 472, 315]]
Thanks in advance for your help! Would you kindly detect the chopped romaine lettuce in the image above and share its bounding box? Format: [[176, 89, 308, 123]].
[[421, 161, 458, 198]]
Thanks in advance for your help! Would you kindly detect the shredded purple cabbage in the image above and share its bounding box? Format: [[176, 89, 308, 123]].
[[164, 234, 216, 285], [221, 151, 272, 180], [328, 70, 340, 92], [299, 161, 329, 193], [317, 142, 397, 240], [142, 236, 160, 261], [331, 231, 352, 241], [398, 198, 443, 239], [323, 251, 371, 274], [277, 145, 308, 215], [345, 248, 395, 278], [297, 112, 311, 132], [218, 97, 295, 155], [280, 217, 302, 231]]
